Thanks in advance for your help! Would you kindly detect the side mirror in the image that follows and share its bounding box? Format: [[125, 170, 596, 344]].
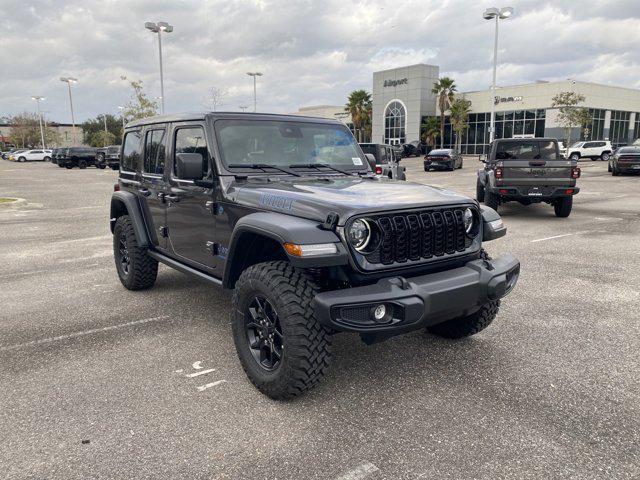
[[176, 152, 204, 180]]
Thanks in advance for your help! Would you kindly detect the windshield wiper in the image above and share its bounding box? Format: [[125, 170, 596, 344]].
[[289, 163, 363, 176], [227, 163, 301, 177]]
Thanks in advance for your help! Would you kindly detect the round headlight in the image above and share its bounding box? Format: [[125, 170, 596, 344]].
[[463, 208, 475, 235], [348, 219, 371, 251]]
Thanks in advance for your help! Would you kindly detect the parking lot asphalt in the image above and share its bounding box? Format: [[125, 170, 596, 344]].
[[0, 158, 639, 480]]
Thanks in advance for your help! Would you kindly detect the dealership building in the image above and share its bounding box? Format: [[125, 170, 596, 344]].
[[371, 63, 640, 154]]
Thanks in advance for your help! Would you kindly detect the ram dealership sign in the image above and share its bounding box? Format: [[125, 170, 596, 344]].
[[494, 95, 523, 105], [384, 78, 408, 87]]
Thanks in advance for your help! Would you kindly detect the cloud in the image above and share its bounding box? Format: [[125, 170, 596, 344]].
[[1, 0, 639, 122]]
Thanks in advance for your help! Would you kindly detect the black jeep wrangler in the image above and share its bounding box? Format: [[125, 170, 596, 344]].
[[96, 145, 121, 170], [59, 147, 99, 169], [110, 113, 520, 399], [476, 138, 581, 217]]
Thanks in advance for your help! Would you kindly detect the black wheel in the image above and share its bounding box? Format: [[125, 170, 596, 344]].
[[98, 164, 106, 169], [554, 196, 573, 217], [231, 261, 332, 399], [65, 164, 73, 169], [608, 163, 612, 172], [601, 152, 610, 162], [569, 153, 580, 161], [113, 215, 158, 290], [18, 156, 26, 162], [424, 167, 430, 172], [78, 160, 87, 169], [485, 190, 500, 211], [110, 164, 119, 170], [58, 163, 65, 168], [476, 179, 485, 202], [43, 156, 51, 162], [612, 164, 620, 176]]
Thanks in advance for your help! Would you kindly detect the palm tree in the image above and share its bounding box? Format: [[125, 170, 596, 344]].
[[449, 98, 472, 151], [421, 117, 440, 149], [431, 77, 457, 148], [345, 90, 372, 142]]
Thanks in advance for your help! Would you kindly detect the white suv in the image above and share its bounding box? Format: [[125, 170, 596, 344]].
[[12, 149, 52, 162], [566, 141, 612, 161]]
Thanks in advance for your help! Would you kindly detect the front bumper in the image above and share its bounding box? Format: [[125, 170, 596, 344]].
[[313, 254, 520, 334]]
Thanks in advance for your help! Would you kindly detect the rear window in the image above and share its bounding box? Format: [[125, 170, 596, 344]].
[[495, 140, 558, 160], [429, 149, 451, 156]]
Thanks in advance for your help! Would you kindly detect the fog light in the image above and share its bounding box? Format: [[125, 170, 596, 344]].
[[373, 304, 386, 321]]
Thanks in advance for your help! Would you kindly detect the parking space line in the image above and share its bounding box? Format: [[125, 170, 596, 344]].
[[336, 462, 379, 480], [0, 315, 170, 352], [530, 233, 574, 243]]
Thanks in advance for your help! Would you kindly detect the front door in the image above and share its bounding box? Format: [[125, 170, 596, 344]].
[[140, 127, 168, 250], [165, 123, 218, 271]]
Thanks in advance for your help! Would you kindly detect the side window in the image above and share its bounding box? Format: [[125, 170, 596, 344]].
[[174, 126, 208, 179], [143, 129, 166, 174], [121, 131, 142, 172], [583, 142, 594, 148], [538, 141, 558, 160], [595, 142, 606, 148]]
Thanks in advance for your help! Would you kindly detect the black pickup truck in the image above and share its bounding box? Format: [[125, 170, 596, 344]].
[[110, 112, 520, 399], [476, 138, 580, 217]]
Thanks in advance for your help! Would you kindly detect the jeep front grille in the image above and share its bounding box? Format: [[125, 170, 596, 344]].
[[361, 207, 477, 266]]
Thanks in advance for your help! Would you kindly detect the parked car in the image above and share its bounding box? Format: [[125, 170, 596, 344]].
[[609, 146, 640, 175], [10, 149, 52, 162], [359, 143, 406, 180], [6, 149, 27, 161], [402, 141, 425, 157], [51, 148, 62, 165], [96, 145, 121, 170], [110, 112, 519, 399], [2, 148, 21, 160], [424, 148, 463, 171], [477, 138, 580, 217], [58, 147, 99, 168], [565, 140, 613, 161]]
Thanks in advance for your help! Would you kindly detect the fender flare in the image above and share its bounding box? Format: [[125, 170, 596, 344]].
[[110, 191, 150, 247], [222, 212, 348, 288]]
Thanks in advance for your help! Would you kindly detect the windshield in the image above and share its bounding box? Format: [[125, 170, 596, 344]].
[[618, 147, 640, 154], [215, 120, 368, 171]]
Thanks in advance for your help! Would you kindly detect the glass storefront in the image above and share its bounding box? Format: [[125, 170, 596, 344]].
[[609, 110, 631, 144], [580, 108, 606, 141], [422, 109, 546, 155]]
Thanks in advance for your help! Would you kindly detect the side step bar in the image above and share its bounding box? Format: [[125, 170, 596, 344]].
[[148, 251, 223, 287]]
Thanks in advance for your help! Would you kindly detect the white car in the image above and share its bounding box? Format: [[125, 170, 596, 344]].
[[565, 141, 612, 161], [12, 149, 52, 162]]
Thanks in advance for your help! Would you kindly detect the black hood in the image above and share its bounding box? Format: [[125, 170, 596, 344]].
[[223, 175, 473, 225]]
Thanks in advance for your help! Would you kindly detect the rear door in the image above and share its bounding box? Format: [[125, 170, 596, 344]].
[[140, 126, 168, 250], [498, 140, 573, 187]]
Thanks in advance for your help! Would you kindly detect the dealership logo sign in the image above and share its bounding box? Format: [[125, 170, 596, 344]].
[[494, 95, 523, 105], [384, 78, 408, 87]]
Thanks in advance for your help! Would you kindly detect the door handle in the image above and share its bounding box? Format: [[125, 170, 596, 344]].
[[139, 188, 151, 197], [165, 194, 180, 203]]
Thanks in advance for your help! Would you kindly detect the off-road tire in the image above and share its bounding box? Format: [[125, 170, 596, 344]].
[[58, 163, 65, 168], [78, 159, 87, 169], [113, 215, 158, 290], [485, 189, 500, 211], [231, 261, 332, 400], [65, 164, 73, 169], [554, 196, 573, 217], [476, 180, 485, 202]]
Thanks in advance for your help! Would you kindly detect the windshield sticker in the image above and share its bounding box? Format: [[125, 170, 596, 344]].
[[352, 157, 363, 166]]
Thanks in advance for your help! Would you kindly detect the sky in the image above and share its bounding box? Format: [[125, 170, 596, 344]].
[[1, 0, 640, 123]]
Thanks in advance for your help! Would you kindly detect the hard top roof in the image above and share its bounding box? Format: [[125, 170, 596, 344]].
[[125, 111, 344, 129]]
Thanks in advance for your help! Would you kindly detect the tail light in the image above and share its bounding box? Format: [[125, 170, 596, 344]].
[[114, 183, 120, 192], [494, 167, 503, 179], [572, 167, 581, 179], [375, 166, 382, 175]]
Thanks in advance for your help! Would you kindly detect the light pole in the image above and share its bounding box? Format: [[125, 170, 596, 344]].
[[99, 114, 109, 146], [31, 96, 46, 149], [145, 21, 173, 114], [483, 6, 513, 143], [60, 77, 78, 145], [118, 106, 126, 129], [246, 72, 263, 112]]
